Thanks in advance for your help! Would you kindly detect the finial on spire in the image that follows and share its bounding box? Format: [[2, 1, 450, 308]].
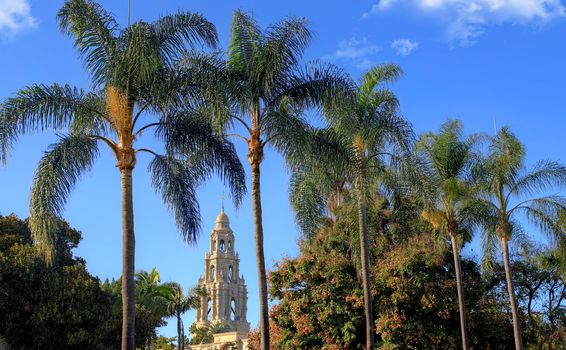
[[220, 192, 225, 213]]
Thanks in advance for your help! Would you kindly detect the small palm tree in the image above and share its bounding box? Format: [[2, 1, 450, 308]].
[[0, 1, 245, 349], [219, 10, 352, 349], [290, 64, 413, 349], [162, 284, 203, 350], [474, 127, 566, 349], [413, 120, 483, 350], [135, 268, 173, 350]]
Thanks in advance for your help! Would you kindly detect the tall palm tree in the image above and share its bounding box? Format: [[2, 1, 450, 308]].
[[0, 1, 245, 349], [290, 64, 413, 349], [163, 283, 203, 350], [219, 10, 352, 349], [413, 120, 483, 350], [474, 127, 566, 349]]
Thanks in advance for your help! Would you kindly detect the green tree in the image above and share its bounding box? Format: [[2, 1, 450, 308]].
[[508, 247, 565, 348], [219, 10, 351, 349], [413, 120, 483, 349], [289, 64, 413, 349], [474, 127, 566, 349], [374, 233, 513, 349], [163, 284, 202, 350], [0, 1, 245, 349], [101, 274, 169, 349], [152, 336, 176, 350], [189, 322, 230, 345], [0, 214, 118, 349], [135, 268, 175, 349]]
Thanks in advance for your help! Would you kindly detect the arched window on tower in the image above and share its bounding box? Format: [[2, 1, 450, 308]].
[[228, 266, 233, 282], [219, 240, 225, 252], [207, 299, 212, 320], [228, 240, 232, 251], [210, 265, 215, 281], [230, 299, 236, 320]]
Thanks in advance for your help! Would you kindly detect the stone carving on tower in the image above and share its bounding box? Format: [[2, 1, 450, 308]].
[[190, 207, 250, 350]]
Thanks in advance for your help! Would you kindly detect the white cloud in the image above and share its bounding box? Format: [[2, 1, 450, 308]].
[[392, 39, 419, 55], [363, 0, 565, 46], [0, 0, 37, 35], [325, 37, 381, 69]]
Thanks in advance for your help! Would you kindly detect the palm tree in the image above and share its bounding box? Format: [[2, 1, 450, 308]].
[[163, 283, 203, 350], [135, 268, 173, 350], [474, 127, 566, 349], [290, 64, 413, 349], [190, 321, 230, 345], [219, 10, 352, 349], [0, 1, 245, 349], [413, 120, 484, 350]]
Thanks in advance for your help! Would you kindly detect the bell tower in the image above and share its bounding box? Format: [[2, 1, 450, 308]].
[[195, 207, 250, 335]]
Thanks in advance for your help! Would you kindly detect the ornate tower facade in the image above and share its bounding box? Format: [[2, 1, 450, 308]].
[[194, 208, 250, 338]]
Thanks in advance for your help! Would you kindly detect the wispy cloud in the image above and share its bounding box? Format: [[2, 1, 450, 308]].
[[363, 0, 565, 46], [392, 39, 419, 55], [0, 0, 37, 36], [324, 37, 380, 69]]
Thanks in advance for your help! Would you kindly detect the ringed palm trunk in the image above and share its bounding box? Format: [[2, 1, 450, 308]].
[[449, 232, 469, 350], [502, 237, 524, 350], [356, 178, 374, 350], [120, 166, 136, 350], [248, 104, 270, 350]]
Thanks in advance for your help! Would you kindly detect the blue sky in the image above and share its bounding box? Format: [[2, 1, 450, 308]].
[[1, 0, 565, 338]]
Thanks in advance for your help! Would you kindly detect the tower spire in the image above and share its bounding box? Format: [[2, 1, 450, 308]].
[[221, 192, 225, 213]]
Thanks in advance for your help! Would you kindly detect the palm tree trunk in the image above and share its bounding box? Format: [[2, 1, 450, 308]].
[[356, 184, 374, 350], [181, 319, 185, 350], [248, 104, 269, 350], [177, 314, 182, 350], [121, 168, 136, 350], [251, 161, 270, 350], [449, 233, 469, 350], [502, 238, 524, 350]]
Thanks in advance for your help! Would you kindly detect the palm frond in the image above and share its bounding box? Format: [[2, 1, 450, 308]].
[[365, 112, 414, 157], [0, 84, 107, 163], [228, 10, 262, 76], [508, 160, 566, 199], [120, 22, 162, 90], [272, 61, 354, 110], [289, 166, 340, 238], [515, 196, 566, 243], [57, 0, 118, 87], [261, 100, 309, 156], [153, 11, 218, 65], [261, 16, 312, 92], [156, 110, 246, 207], [29, 133, 99, 263], [358, 63, 403, 105], [149, 155, 201, 244]]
